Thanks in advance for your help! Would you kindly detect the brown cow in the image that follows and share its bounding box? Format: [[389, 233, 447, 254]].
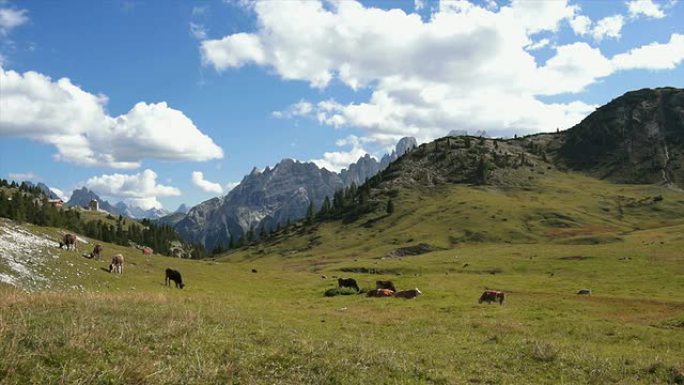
[[367, 288, 394, 297], [376, 280, 397, 292], [479, 290, 505, 305], [394, 288, 422, 299], [109, 254, 124, 274], [90, 244, 103, 259], [59, 234, 77, 250], [142, 246, 153, 255]]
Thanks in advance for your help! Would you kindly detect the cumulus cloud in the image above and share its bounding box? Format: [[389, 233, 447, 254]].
[[591, 14, 624, 41], [49, 187, 69, 201], [0, 7, 28, 35], [627, 0, 665, 18], [203, 0, 684, 142], [569, 14, 592, 36], [225, 181, 240, 192], [311, 135, 373, 172], [191, 171, 224, 194], [612, 33, 684, 70], [85, 169, 180, 210], [0, 67, 223, 168], [272, 100, 313, 118]]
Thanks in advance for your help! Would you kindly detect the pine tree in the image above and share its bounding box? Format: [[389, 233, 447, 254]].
[[386, 198, 395, 215], [246, 225, 255, 243], [318, 196, 331, 218], [306, 201, 315, 224]]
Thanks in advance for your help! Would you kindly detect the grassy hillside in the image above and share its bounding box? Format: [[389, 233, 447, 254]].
[[1, 162, 683, 384]]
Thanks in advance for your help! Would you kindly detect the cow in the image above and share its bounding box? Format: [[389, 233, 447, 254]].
[[577, 288, 592, 295], [165, 268, 185, 289], [367, 288, 394, 297], [394, 288, 422, 299], [337, 278, 360, 292], [109, 254, 124, 274], [90, 244, 103, 260], [376, 280, 397, 292], [142, 246, 153, 255], [479, 290, 505, 305], [59, 234, 77, 250]]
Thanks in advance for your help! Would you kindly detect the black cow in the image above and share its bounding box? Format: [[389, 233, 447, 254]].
[[165, 268, 185, 289], [375, 280, 397, 292], [479, 290, 505, 305], [338, 278, 360, 292]]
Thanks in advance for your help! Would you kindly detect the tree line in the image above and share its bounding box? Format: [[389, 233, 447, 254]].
[[0, 179, 206, 258]]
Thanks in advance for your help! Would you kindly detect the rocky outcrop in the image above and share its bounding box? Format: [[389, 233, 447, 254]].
[[175, 204, 189, 214], [176, 161, 344, 251], [67, 187, 120, 214], [559, 87, 684, 187]]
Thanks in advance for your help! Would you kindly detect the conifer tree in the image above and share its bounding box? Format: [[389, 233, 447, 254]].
[[386, 198, 395, 215]]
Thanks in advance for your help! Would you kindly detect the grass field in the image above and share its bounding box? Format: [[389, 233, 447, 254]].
[[1, 171, 683, 384]]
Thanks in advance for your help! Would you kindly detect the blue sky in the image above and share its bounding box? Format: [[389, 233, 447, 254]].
[[1, 0, 683, 211]]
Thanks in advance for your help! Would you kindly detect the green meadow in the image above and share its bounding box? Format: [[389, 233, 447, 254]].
[[1, 170, 683, 384]]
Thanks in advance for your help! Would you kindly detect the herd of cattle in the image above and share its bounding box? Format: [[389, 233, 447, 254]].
[[58, 233, 185, 289], [57, 233, 595, 300]]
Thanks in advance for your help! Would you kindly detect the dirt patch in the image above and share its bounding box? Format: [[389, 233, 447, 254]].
[[558, 255, 593, 261], [385, 243, 435, 258], [339, 267, 403, 275]]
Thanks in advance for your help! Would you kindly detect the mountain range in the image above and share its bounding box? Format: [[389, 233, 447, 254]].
[[174, 137, 417, 250], [66, 187, 171, 220]]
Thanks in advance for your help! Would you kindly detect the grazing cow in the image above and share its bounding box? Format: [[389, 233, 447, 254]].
[[90, 244, 103, 260], [337, 278, 360, 292], [59, 234, 77, 250], [394, 288, 422, 299], [479, 290, 505, 305], [142, 246, 153, 255], [165, 268, 185, 289], [376, 280, 397, 292], [577, 288, 592, 295], [367, 288, 394, 297], [109, 254, 124, 274]]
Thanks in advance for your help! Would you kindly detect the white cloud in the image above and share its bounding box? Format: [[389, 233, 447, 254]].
[[0, 67, 223, 168], [203, 0, 684, 142], [592, 14, 624, 41], [191, 171, 224, 194], [85, 169, 180, 210], [414, 0, 425, 11], [190, 22, 207, 40], [612, 33, 684, 70], [526, 38, 550, 51], [311, 135, 372, 172], [201, 33, 266, 69], [49, 187, 69, 201], [0, 7, 28, 35], [8, 172, 39, 181], [225, 181, 240, 192], [272, 100, 313, 118], [627, 0, 665, 18], [569, 14, 592, 36]]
